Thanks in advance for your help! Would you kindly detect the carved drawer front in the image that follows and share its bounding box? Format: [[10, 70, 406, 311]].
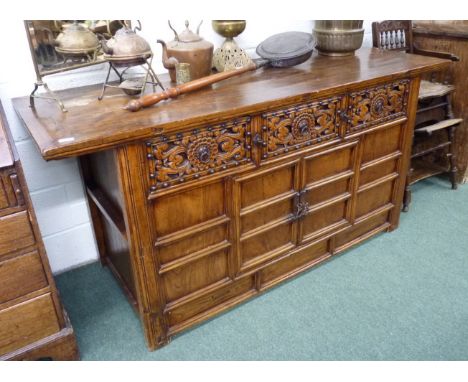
[[346, 80, 410, 134], [259, 97, 343, 160], [146, 117, 252, 192]]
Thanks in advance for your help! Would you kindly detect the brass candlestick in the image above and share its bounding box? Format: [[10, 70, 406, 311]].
[[212, 20, 252, 72]]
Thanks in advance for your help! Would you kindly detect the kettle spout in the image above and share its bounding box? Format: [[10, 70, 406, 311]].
[[157, 39, 178, 70]]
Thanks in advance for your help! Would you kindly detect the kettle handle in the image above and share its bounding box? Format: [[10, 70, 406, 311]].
[[196, 20, 203, 35], [168, 20, 179, 41], [133, 20, 142, 32]]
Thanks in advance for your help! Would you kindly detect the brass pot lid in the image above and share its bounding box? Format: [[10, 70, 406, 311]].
[[256, 31, 315, 61]]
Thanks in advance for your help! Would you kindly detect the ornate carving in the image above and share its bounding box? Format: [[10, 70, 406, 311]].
[[262, 97, 342, 159], [147, 118, 252, 190], [347, 80, 410, 133]]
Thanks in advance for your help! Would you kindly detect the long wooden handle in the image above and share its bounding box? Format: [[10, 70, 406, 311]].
[[124, 61, 258, 112]]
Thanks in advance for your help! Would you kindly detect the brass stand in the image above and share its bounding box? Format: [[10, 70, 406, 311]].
[[30, 80, 67, 113], [98, 54, 164, 100]]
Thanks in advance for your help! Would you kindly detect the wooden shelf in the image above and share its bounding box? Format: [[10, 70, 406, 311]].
[[410, 159, 447, 185]]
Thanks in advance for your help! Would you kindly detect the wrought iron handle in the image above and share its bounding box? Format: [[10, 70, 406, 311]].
[[253, 133, 267, 147], [293, 190, 309, 221]]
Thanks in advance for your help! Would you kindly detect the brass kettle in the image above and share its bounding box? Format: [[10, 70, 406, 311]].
[[158, 20, 214, 82], [55, 21, 100, 53], [101, 21, 151, 58]]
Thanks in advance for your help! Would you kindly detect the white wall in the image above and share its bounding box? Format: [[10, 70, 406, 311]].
[[0, 20, 374, 274]]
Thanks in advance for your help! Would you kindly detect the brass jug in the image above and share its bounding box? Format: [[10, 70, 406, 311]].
[[158, 20, 214, 82]]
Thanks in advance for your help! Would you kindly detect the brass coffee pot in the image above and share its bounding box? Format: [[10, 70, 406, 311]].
[[158, 20, 214, 83]]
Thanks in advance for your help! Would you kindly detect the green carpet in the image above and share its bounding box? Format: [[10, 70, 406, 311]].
[[56, 177, 468, 360]]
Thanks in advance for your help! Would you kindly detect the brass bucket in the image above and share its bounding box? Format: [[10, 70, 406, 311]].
[[313, 20, 364, 56]]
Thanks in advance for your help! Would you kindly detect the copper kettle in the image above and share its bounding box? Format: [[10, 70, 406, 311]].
[[100, 21, 151, 58], [158, 20, 214, 82]]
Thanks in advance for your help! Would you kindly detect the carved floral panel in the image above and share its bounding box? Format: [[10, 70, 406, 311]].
[[347, 80, 410, 133], [146, 117, 252, 191], [261, 97, 343, 160]]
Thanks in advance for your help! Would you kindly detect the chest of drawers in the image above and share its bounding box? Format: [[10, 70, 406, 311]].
[[0, 102, 79, 360], [13, 48, 449, 350]]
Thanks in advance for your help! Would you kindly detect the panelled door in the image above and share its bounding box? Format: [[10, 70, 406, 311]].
[[298, 141, 359, 244], [232, 159, 302, 275]]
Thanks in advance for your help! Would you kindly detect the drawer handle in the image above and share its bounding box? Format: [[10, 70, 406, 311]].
[[9, 174, 25, 206], [253, 133, 267, 148]]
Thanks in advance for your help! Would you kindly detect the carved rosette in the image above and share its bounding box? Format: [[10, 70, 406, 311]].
[[261, 97, 342, 159], [146, 118, 252, 191], [347, 80, 410, 133]]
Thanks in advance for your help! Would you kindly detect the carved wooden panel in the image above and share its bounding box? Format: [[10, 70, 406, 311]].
[[260, 97, 343, 160], [146, 117, 252, 191], [346, 80, 410, 133]]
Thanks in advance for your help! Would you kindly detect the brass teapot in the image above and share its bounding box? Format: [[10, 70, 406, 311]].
[[100, 21, 151, 58], [158, 20, 214, 82]]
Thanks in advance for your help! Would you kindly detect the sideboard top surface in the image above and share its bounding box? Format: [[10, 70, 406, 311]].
[[13, 47, 449, 160]]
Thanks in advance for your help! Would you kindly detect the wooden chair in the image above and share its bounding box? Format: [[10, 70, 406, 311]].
[[372, 20, 461, 211]]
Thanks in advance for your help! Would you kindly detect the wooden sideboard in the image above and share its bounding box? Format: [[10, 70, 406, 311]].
[[13, 48, 449, 351], [0, 101, 79, 360]]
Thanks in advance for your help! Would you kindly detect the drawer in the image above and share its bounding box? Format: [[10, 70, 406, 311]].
[[259, 96, 343, 160], [0, 251, 48, 304], [0, 169, 24, 214], [0, 293, 60, 355], [346, 80, 410, 134], [146, 117, 253, 192], [0, 211, 35, 259]]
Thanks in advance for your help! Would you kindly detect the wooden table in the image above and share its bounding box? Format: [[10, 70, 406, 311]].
[[14, 48, 449, 351]]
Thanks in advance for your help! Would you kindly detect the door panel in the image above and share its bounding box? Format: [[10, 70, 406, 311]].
[[233, 160, 301, 274], [299, 142, 358, 243]]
